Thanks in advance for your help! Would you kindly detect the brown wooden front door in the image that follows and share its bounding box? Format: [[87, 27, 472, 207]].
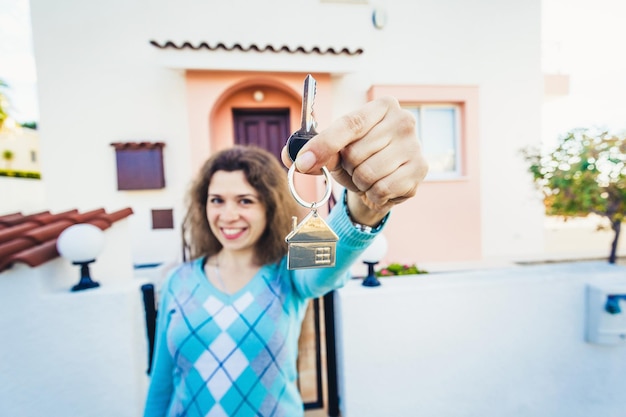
[[232, 109, 290, 162]]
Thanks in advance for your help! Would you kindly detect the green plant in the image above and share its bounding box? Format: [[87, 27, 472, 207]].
[[522, 128, 626, 263], [20, 121, 37, 130], [0, 169, 41, 179], [375, 262, 427, 277], [2, 149, 14, 170]]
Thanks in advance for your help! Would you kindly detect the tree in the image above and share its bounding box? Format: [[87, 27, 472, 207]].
[[2, 149, 14, 171], [523, 128, 626, 263], [21, 121, 37, 130]]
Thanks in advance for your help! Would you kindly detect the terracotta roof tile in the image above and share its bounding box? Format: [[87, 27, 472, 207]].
[[0, 222, 40, 242], [73, 208, 107, 223], [0, 207, 134, 273], [0, 239, 33, 262], [29, 210, 80, 225], [0, 211, 50, 227], [23, 220, 75, 243], [103, 207, 134, 223], [10, 240, 59, 268], [87, 218, 114, 230], [110, 142, 165, 150], [0, 212, 21, 228], [149, 40, 364, 56]]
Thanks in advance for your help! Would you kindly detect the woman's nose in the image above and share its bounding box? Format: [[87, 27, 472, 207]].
[[220, 202, 240, 220]]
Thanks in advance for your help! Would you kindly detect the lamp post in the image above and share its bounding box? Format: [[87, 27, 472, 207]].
[[57, 224, 105, 292], [359, 233, 388, 287]]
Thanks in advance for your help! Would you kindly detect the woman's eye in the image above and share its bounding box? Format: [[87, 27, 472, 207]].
[[240, 198, 254, 205], [208, 197, 223, 204]]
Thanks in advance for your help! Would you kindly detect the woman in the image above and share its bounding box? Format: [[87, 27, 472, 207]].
[[144, 97, 428, 417]]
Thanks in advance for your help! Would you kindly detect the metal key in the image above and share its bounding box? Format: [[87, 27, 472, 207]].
[[287, 74, 318, 162]]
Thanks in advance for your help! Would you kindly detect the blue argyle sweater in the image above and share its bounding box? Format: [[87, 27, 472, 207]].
[[144, 199, 384, 417]]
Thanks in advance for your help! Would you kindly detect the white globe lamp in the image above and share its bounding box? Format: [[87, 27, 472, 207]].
[[57, 223, 105, 291]]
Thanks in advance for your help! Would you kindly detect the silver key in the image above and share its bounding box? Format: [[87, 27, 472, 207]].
[[287, 74, 318, 162]]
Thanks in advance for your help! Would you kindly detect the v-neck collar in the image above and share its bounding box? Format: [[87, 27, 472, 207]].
[[195, 257, 272, 303]]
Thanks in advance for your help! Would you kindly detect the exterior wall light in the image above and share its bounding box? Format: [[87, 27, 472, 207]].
[[253, 90, 265, 102], [372, 7, 388, 29], [359, 233, 388, 287], [57, 224, 105, 291]]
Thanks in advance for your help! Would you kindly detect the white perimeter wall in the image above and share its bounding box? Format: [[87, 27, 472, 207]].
[[336, 262, 626, 417], [0, 263, 150, 417]]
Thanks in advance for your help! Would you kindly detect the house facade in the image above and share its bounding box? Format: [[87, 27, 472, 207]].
[[28, 0, 544, 268], [0, 125, 39, 173], [11, 3, 626, 416]]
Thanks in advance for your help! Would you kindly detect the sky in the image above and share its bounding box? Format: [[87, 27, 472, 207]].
[[541, 0, 626, 142], [2, 0, 626, 139], [0, 0, 39, 122], [0, 0, 37, 123]]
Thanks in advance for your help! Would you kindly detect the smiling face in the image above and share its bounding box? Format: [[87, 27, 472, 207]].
[[206, 170, 267, 256], [185, 146, 300, 264]]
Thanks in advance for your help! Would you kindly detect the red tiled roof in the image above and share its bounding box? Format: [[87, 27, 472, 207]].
[[0, 207, 133, 273], [149, 40, 364, 56]]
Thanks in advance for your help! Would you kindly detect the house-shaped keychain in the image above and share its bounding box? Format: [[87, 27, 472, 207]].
[[285, 210, 339, 270]]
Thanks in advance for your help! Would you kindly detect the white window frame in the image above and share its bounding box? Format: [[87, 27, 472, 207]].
[[404, 104, 462, 180]]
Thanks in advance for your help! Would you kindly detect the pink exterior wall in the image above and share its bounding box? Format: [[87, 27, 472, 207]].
[[368, 85, 482, 264], [185, 71, 333, 214], [185, 75, 482, 265]]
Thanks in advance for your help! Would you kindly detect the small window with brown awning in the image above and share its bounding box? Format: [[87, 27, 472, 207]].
[[111, 142, 165, 190]]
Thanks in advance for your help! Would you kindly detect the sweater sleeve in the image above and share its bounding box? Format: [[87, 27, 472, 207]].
[[290, 190, 389, 299], [143, 276, 175, 417]]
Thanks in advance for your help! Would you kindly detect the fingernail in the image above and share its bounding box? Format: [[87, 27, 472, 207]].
[[295, 151, 316, 172]]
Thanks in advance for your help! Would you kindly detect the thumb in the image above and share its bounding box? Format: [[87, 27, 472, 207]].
[[292, 136, 341, 174], [292, 99, 389, 174]]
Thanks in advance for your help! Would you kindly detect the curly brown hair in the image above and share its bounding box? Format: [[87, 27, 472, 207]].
[[183, 145, 301, 265]]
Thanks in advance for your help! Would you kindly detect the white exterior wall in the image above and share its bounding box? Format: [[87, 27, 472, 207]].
[[28, 0, 543, 265], [343, 0, 545, 260], [336, 262, 626, 417], [1, 176, 46, 213], [29, 0, 192, 265]]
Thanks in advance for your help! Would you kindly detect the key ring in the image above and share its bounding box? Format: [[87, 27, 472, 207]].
[[288, 164, 333, 209]]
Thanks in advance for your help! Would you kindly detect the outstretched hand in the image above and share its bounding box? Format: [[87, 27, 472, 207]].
[[282, 96, 428, 226]]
